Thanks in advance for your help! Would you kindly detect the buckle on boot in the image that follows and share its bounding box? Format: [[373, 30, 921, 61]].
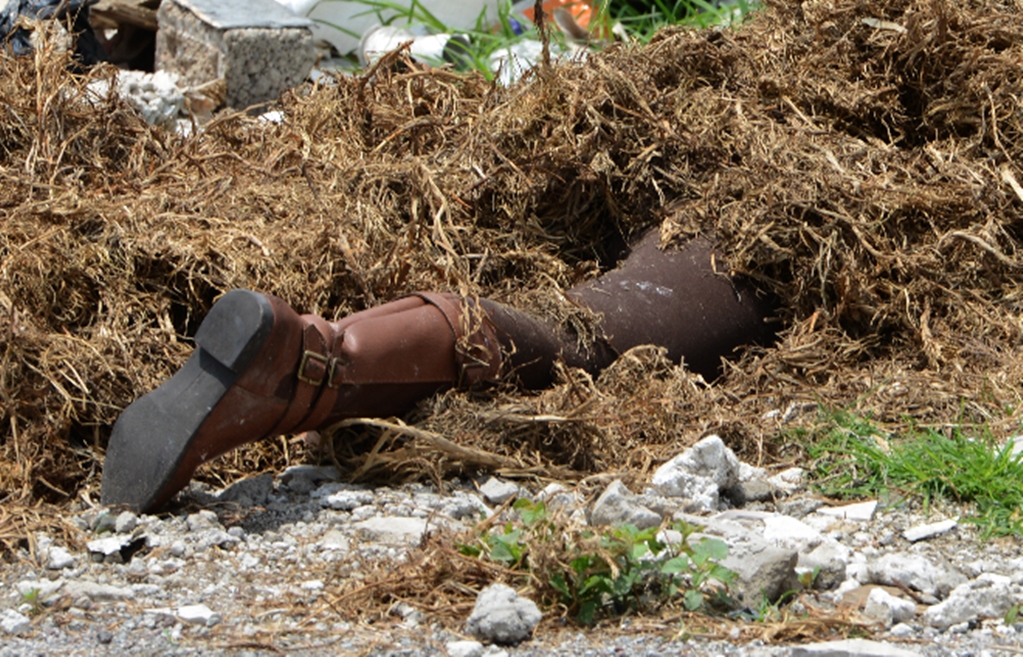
[[298, 350, 329, 386]]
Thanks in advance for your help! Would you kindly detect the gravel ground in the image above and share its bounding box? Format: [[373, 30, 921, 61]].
[[4, 446, 1023, 657]]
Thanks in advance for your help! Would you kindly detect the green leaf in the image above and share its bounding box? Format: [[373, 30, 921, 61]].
[[612, 572, 635, 596], [661, 555, 690, 574], [490, 540, 519, 564], [571, 555, 596, 574], [684, 589, 705, 611], [458, 544, 481, 557], [630, 542, 650, 561], [579, 574, 612, 596], [693, 537, 729, 561], [550, 574, 571, 599], [579, 599, 598, 625], [709, 564, 736, 585]]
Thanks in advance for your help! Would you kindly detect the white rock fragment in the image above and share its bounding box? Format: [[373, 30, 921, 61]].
[[791, 638, 921, 657], [46, 546, 75, 570], [16, 579, 65, 604], [816, 501, 878, 522], [923, 573, 1023, 630], [867, 553, 965, 598], [115, 511, 139, 534], [762, 514, 825, 552], [322, 490, 375, 511], [889, 622, 914, 638], [86, 536, 131, 563], [64, 581, 135, 602], [863, 588, 916, 626], [797, 540, 853, 590], [186, 510, 222, 533], [588, 480, 661, 530], [903, 518, 958, 543], [178, 603, 220, 626], [446, 640, 484, 657], [648, 435, 740, 512], [319, 529, 350, 552], [353, 517, 428, 545], [465, 583, 541, 645], [767, 467, 805, 492], [1, 609, 31, 636], [479, 477, 519, 505]]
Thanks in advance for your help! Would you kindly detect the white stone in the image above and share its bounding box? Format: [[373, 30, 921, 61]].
[[87, 536, 128, 557], [178, 603, 219, 626], [446, 640, 484, 657], [538, 483, 567, 499], [16, 579, 65, 602], [323, 490, 375, 511], [923, 573, 1023, 630], [300, 580, 324, 590], [791, 638, 921, 657], [863, 588, 916, 625], [816, 501, 878, 522], [46, 546, 75, 570], [867, 553, 963, 597], [465, 583, 541, 645], [186, 510, 222, 533], [353, 517, 428, 545], [64, 581, 135, 601], [761, 514, 825, 552], [768, 467, 805, 491], [588, 480, 662, 530], [479, 477, 519, 505], [889, 622, 914, 638], [737, 462, 768, 481], [320, 529, 350, 552], [648, 435, 740, 512], [797, 539, 853, 590], [115, 511, 139, 534], [903, 519, 958, 542], [1, 609, 31, 636]]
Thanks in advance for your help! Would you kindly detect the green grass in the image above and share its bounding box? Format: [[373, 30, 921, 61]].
[[803, 409, 1023, 537]]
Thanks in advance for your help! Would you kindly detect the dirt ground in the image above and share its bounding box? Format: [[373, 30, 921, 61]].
[[2, 0, 1023, 549]]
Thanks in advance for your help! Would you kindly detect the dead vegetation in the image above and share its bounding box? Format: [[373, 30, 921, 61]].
[[2, 0, 1023, 537]]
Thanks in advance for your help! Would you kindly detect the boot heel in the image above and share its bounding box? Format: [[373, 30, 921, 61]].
[[194, 289, 276, 373], [102, 290, 277, 511]]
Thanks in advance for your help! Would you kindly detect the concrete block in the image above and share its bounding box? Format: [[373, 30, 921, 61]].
[[156, 0, 315, 109]]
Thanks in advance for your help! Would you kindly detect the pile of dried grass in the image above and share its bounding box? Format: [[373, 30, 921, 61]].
[[2, 0, 1023, 515]]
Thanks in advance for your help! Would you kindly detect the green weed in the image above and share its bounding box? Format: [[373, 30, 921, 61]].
[[460, 498, 736, 625], [20, 587, 44, 616]]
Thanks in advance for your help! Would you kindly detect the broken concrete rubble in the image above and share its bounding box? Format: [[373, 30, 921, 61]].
[[155, 0, 315, 108]]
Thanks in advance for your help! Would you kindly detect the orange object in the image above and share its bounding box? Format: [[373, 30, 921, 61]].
[[515, 0, 596, 30]]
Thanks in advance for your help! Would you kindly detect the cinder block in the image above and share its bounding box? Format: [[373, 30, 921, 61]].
[[155, 0, 316, 109]]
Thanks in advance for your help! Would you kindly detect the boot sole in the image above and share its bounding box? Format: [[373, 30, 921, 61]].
[[101, 290, 275, 512]]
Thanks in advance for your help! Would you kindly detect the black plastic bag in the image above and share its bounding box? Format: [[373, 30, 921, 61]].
[[1, 0, 106, 65]]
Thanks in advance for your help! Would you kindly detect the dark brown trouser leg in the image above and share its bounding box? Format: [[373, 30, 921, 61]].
[[481, 231, 778, 385]]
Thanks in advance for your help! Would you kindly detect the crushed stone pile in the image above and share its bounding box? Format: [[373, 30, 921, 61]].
[[2, 0, 1023, 533]]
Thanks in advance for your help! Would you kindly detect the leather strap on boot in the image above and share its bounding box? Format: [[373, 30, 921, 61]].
[[270, 317, 344, 435], [410, 292, 501, 386]]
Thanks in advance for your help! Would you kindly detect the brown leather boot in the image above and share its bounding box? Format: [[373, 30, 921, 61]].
[[102, 232, 777, 512], [101, 290, 501, 512]]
